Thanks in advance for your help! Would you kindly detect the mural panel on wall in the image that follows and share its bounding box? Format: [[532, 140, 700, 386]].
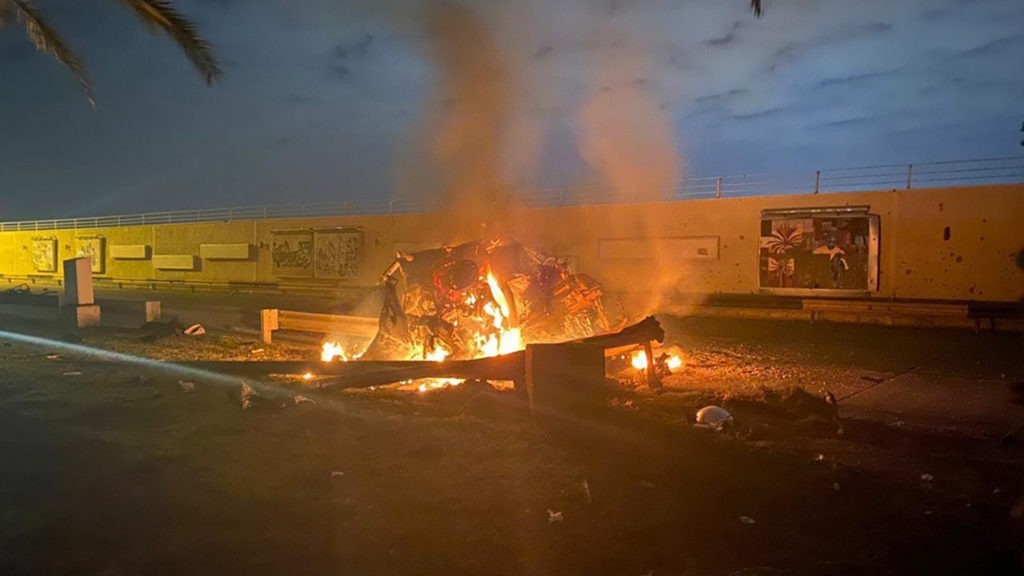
[[314, 229, 363, 279], [271, 230, 314, 277], [75, 236, 106, 274], [31, 238, 57, 273], [759, 209, 878, 292]]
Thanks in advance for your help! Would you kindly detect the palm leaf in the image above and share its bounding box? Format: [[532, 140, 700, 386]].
[[116, 0, 221, 83], [10, 0, 94, 104]]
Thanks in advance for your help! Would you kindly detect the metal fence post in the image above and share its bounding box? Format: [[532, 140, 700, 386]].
[[814, 170, 821, 194], [906, 164, 913, 189], [715, 177, 722, 198]]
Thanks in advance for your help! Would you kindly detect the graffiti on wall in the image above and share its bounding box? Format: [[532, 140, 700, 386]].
[[271, 230, 314, 277], [314, 229, 363, 279], [31, 238, 57, 273], [75, 236, 106, 274], [759, 212, 876, 291]]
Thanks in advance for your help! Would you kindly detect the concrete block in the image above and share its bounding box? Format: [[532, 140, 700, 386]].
[[153, 255, 197, 270], [63, 257, 94, 306], [200, 243, 252, 260], [110, 244, 150, 260], [63, 304, 101, 328]]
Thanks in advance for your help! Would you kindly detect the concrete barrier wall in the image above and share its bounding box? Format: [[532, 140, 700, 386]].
[[1, 184, 1021, 302]]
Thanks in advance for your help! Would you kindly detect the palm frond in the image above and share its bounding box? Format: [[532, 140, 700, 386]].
[[10, 0, 94, 104], [750, 0, 763, 17], [116, 0, 221, 83]]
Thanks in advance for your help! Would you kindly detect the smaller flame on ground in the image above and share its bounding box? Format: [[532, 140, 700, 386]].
[[322, 342, 347, 362], [631, 350, 683, 371]]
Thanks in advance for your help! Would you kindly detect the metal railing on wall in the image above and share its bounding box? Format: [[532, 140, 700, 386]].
[[2, 156, 1021, 232]]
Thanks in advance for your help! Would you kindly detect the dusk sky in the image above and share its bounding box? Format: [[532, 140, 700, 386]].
[[1, 0, 1022, 220]]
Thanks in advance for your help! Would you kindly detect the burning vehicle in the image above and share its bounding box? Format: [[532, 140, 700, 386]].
[[357, 239, 618, 362]]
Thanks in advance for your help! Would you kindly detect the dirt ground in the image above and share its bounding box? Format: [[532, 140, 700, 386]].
[[0, 316, 1022, 575]]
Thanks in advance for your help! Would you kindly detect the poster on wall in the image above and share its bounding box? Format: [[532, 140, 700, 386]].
[[271, 229, 314, 277], [75, 236, 106, 274], [31, 238, 57, 273], [759, 207, 879, 293], [314, 228, 363, 279]]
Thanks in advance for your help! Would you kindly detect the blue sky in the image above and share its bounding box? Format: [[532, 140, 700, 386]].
[[1, 0, 1022, 219]]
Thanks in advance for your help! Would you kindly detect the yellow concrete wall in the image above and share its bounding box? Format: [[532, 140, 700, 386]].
[[1, 184, 1021, 302]]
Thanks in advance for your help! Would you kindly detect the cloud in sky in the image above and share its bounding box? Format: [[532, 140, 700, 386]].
[[0, 0, 1021, 218]]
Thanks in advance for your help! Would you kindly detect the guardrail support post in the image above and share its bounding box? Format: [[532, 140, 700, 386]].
[[814, 170, 821, 194], [715, 177, 722, 198], [261, 308, 279, 344], [906, 164, 913, 189]]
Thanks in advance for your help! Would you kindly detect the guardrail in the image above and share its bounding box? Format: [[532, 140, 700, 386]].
[[2, 156, 1021, 232]]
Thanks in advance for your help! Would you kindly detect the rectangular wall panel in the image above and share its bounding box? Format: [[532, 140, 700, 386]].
[[153, 255, 197, 270]]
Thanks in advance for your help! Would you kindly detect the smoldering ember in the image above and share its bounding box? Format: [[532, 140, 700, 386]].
[[1, 1, 1023, 575]]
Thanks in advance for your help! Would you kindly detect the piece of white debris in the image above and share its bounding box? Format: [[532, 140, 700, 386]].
[[62, 371, 82, 376], [330, 471, 345, 478], [546, 509, 564, 524], [920, 473, 935, 482], [249, 348, 265, 355], [294, 395, 315, 405], [178, 380, 196, 393], [831, 482, 841, 492], [582, 479, 592, 504], [184, 324, 206, 336], [45, 354, 61, 360], [240, 382, 260, 410], [814, 454, 825, 462], [739, 515, 756, 525], [696, 405, 733, 430]]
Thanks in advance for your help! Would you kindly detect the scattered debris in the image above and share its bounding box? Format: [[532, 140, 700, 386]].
[[45, 354, 61, 361], [920, 473, 934, 482], [696, 405, 733, 430], [249, 348, 265, 356], [184, 324, 206, 336], [609, 397, 637, 410], [546, 509, 564, 524], [330, 471, 345, 479], [739, 515, 756, 525], [582, 478, 592, 504], [178, 380, 196, 393], [62, 371, 82, 376], [293, 395, 315, 405], [139, 320, 181, 342], [240, 382, 260, 410]]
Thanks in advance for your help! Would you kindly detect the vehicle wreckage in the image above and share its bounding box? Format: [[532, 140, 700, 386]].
[[359, 238, 617, 361]]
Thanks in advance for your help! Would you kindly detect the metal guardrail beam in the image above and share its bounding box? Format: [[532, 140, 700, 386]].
[[1, 156, 1021, 232]]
